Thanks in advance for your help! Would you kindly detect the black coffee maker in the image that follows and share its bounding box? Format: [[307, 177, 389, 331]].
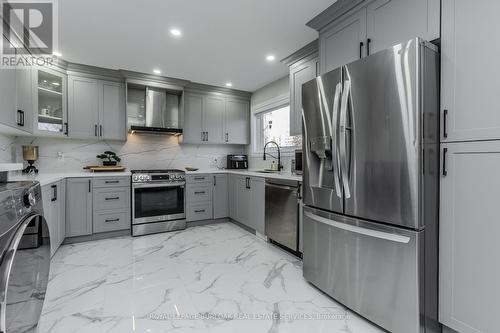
[[226, 155, 248, 169]]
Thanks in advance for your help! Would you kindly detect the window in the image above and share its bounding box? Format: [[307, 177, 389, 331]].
[[255, 105, 302, 152]]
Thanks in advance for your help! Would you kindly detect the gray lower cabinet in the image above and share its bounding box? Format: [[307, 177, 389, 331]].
[[289, 56, 319, 136], [228, 175, 265, 234], [439, 141, 500, 333], [41, 180, 66, 257], [186, 174, 214, 222], [66, 178, 93, 237], [92, 177, 130, 233], [213, 174, 228, 219]]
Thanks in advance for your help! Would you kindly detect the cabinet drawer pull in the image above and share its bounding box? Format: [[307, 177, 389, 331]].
[[105, 218, 120, 223], [105, 180, 120, 184], [105, 197, 120, 201], [194, 191, 206, 195], [193, 177, 205, 181], [194, 209, 206, 213]]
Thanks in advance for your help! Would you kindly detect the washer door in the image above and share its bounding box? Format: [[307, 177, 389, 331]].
[[0, 214, 50, 333]]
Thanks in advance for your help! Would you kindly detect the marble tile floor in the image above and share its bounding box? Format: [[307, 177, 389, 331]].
[[39, 222, 386, 333]]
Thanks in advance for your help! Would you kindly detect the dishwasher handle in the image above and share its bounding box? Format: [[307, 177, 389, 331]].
[[265, 182, 298, 192]]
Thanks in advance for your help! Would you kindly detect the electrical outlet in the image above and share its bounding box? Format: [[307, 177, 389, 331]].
[[57, 152, 64, 159]]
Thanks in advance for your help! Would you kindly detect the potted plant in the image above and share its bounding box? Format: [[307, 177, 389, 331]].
[[96, 151, 121, 166]]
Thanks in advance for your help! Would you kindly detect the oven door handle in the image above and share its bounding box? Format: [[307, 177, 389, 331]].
[[133, 183, 185, 189]]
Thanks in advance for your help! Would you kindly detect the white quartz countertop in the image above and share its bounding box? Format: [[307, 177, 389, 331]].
[[8, 171, 132, 186], [186, 169, 302, 182], [7, 169, 301, 186]]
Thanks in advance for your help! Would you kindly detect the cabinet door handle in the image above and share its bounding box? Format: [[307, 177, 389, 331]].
[[105, 218, 120, 223], [51, 185, 57, 202], [194, 191, 205, 195], [443, 109, 448, 138], [367, 38, 372, 56], [94, 124, 98, 136], [99, 125, 103, 137], [442, 148, 448, 177], [213, 176, 216, 186], [225, 133, 228, 142], [64, 122, 68, 135], [105, 197, 120, 201], [194, 209, 206, 213], [17, 110, 25, 127], [88, 179, 92, 192], [359, 41, 364, 58]]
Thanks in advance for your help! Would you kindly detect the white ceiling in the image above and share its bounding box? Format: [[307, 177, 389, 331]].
[[58, 0, 335, 92]]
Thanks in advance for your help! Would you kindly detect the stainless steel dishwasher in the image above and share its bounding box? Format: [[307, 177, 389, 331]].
[[265, 178, 300, 253]]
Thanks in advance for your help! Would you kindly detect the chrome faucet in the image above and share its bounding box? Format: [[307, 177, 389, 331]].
[[263, 141, 282, 171]]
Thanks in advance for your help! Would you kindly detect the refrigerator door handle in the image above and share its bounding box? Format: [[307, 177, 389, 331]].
[[339, 79, 351, 198], [304, 211, 411, 244]]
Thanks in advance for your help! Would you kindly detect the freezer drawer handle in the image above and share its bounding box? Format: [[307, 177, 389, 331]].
[[304, 211, 411, 244]]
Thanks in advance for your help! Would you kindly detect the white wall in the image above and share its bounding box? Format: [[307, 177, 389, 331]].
[[250, 75, 289, 108], [248, 75, 297, 171], [13, 135, 244, 173], [0, 133, 14, 163]]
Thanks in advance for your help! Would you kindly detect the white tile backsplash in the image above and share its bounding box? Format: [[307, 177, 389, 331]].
[[13, 134, 244, 173], [0, 133, 15, 163]]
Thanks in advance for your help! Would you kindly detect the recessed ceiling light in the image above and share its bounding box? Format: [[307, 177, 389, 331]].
[[52, 51, 62, 57], [153, 69, 161, 75], [266, 54, 276, 62], [170, 28, 182, 37], [225, 82, 233, 87]]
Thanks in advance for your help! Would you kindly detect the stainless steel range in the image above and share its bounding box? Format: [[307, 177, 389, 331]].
[[131, 169, 186, 236]]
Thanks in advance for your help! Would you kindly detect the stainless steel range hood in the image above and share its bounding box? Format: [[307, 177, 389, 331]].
[[127, 80, 184, 135]]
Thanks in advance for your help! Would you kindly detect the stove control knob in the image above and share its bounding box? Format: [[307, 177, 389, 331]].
[[23, 191, 36, 208]]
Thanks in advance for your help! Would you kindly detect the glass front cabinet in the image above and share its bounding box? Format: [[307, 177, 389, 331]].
[[33, 67, 68, 136]]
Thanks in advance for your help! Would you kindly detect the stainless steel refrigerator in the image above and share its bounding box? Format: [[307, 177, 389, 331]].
[[301, 38, 440, 333]]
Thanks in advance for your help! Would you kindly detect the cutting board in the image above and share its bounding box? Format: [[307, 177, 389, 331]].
[[83, 165, 127, 172]]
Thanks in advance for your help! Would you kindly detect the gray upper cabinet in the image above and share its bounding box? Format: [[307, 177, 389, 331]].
[[313, 0, 440, 74], [204, 96, 225, 143], [68, 76, 99, 139], [439, 141, 500, 333], [0, 68, 17, 129], [68, 75, 126, 140], [34, 67, 68, 137], [213, 174, 228, 219], [100, 81, 126, 141], [15, 67, 33, 133], [441, 0, 500, 142], [289, 56, 318, 136], [225, 98, 249, 144], [183, 90, 250, 145], [183, 92, 204, 143], [66, 178, 93, 237], [320, 9, 366, 74], [365, 0, 440, 55]]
